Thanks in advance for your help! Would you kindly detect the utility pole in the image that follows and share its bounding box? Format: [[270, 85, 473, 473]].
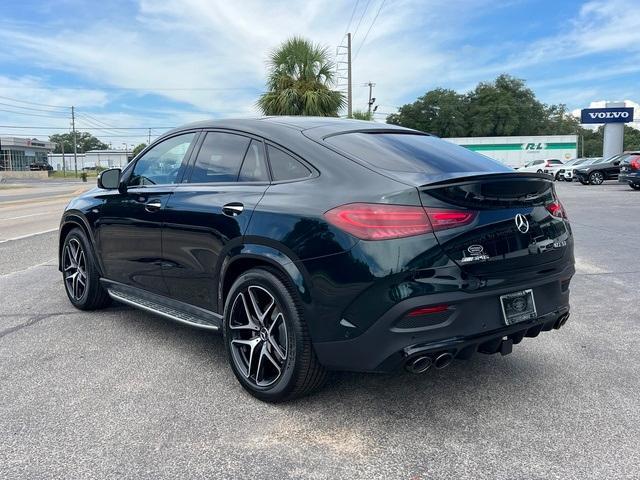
[[148, 128, 151, 145], [61, 141, 66, 177], [71, 106, 78, 178], [366, 81, 376, 116], [347, 33, 352, 118]]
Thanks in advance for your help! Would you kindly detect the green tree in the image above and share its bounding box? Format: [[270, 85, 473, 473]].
[[350, 110, 374, 121], [387, 88, 467, 136], [624, 125, 640, 151], [49, 132, 108, 154], [257, 36, 345, 116], [466, 75, 547, 136], [132, 143, 147, 157], [576, 125, 640, 158]]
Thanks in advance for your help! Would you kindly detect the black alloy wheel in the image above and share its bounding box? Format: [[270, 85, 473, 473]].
[[63, 238, 87, 302], [589, 171, 604, 185], [223, 268, 327, 402], [61, 228, 111, 310]]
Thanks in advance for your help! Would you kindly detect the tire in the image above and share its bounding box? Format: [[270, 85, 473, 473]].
[[579, 178, 589, 185], [61, 228, 111, 310], [631, 183, 640, 190], [589, 171, 604, 185], [536, 169, 543, 174], [554, 172, 560, 181], [223, 267, 327, 402]]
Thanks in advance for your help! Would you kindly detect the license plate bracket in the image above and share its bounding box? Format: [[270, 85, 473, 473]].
[[500, 289, 537, 325]]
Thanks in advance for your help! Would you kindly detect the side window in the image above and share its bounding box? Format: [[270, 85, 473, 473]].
[[129, 133, 195, 186], [267, 145, 311, 181], [238, 140, 269, 182], [189, 132, 250, 183]]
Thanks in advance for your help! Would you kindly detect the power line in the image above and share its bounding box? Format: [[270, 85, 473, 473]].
[[0, 108, 69, 119], [0, 101, 70, 114], [354, 0, 387, 61], [76, 111, 120, 129], [352, 0, 371, 40], [75, 113, 124, 136], [0, 94, 70, 110], [0, 125, 175, 130], [342, 0, 360, 40], [1, 86, 258, 92]]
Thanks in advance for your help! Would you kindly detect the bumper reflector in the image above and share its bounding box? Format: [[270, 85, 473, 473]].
[[407, 304, 449, 317]]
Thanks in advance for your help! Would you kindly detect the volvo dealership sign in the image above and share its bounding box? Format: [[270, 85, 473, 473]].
[[581, 107, 634, 124]]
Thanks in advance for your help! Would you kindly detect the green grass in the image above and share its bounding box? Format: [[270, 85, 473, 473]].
[[49, 170, 98, 179]]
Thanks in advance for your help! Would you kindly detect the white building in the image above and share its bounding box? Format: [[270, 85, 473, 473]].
[[48, 149, 132, 171], [445, 135, 578, 168]]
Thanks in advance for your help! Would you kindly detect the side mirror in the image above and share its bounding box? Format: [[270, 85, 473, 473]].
[[613, 160, 620, 166], [97, 168, 121, 189]]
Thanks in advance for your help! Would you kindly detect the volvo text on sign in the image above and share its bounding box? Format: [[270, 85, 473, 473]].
[[580, 107, 634, 124]]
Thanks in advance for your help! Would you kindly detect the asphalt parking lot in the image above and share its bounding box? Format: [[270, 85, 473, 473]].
[[0, 180, 638, 479]]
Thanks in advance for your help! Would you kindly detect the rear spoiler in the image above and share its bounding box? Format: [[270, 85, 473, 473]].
[[419, 172, 553, 189]]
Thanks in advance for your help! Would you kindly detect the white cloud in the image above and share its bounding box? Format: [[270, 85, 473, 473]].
[[0, 0, 638, 144]]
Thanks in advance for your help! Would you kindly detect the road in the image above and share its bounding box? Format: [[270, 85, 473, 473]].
[[0, 181, 90, 242], [0, 181, 638, 479]]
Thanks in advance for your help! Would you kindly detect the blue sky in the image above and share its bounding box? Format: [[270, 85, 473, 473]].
[[1, 0, 639, 146]]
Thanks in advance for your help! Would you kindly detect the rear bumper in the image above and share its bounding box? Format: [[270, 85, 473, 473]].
[[619, 172, 640, 185], [313, 262, 574, 373]]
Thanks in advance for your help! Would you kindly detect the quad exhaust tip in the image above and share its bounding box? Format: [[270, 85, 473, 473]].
[[434, 352, 453, 369], [405, 356, 432, 374], [406, 352, 454, 373]]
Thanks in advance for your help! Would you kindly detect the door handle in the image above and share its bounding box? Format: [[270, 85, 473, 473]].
[[222, 203, 244, 217], [145, 200, 163, 212]]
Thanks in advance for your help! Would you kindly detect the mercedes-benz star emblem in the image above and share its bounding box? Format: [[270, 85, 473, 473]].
[[515, 213, 529, 234]]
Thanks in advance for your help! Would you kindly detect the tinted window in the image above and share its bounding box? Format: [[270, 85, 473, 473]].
[[325, 133, 511, 174], [267, 145, 311, 181], [238, 140, 269, 182], [129, 133, 195, 186], [190, 132, 250, 183], [548, 160, 562, 165]]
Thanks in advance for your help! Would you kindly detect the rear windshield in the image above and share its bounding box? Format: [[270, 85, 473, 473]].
[[325, 132, 511, 174], [547, 159, 563, 164]]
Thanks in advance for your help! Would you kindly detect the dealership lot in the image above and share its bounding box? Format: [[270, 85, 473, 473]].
[[0, 181, 638, 479]]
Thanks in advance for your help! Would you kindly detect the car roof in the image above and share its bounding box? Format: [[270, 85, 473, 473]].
[[159, 117, 418, 142]]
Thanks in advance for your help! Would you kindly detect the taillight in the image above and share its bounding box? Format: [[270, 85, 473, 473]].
[[630, 156, 640, 170], [324, 203, 431, 240], [425, 209, 476, 231], [546, 200, 567, 219], [324, 203, 476, 240]]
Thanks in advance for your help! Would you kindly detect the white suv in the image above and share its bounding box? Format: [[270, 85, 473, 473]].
[[518, 159, 563, 176]]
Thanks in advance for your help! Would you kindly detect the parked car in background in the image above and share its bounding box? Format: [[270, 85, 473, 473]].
[[57, 117, 574, 402], [557, 158, 598, 182], [518, 158, 563, 174], [574, 154, 625, 185], [29, 162, 53, 171], [542, 159, 566, 180], [617, 152, 640, 190]]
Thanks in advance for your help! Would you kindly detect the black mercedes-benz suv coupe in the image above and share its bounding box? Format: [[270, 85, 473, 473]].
[[59, 117, 574, 402]]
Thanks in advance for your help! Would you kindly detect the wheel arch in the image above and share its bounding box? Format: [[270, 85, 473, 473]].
[[59, 212, 103, 275], [218, 244, 311, 314]]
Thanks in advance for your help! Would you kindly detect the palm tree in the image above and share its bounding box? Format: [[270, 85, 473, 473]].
[[258, 37, 345, 116]]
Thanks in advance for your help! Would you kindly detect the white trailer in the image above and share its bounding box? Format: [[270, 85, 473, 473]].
[[444, 135, 578, 168]]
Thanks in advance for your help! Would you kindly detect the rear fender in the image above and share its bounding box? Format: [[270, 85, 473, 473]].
[[218, 244, 311, 313]]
